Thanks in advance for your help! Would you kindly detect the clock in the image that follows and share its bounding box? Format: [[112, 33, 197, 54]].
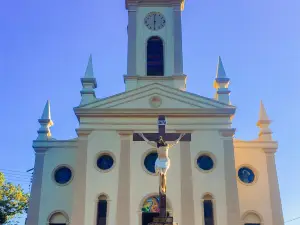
[[144, 12, 166, 31]]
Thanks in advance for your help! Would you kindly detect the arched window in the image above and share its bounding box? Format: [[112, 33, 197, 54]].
[[48, 211, 68, 225], [242, 211, 262, 225], [147, 36, 164, 76], [97, 195, 108, 225], [202, 194, 215, 225]]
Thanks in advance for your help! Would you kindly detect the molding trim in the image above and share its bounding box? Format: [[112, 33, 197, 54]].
[[125, 0, 185, 10], [219, 128, 236, 137], [262, 148, 277, 154], [234, 140, 278, 150], [75, 108, 236, 118], [33, 139, 78, 149], [76, 128, 93, 136], [117, 130, 133, 136], [33, 147, 48, 154], [47, 210, 70, 224], [124, 74, 187, 81], [241, 210, 264, 224]]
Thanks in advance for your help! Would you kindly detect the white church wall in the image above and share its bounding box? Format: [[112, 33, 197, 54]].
[[234, 146, 272, 224], [190, 130, 228, 225], [84, 130, 121, 225], [77, 115, 234, 225], [136, 7, 175, 76], [79, 117, 231, 132], [38, 147, 77, 225]]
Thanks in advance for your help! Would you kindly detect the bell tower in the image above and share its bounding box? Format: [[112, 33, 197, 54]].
[[124, 0, 187, 91]]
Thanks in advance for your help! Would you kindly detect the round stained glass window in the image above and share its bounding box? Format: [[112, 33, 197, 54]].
[[97, 154, 114, 171], [238, 167, 255, 184], [54, 166, 72, 185], [197, 155, 214, 171], [144, 152, 158, 174]]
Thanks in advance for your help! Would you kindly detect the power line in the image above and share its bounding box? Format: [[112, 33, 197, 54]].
[[0, 168, 31, 174], [285, 216, 300, 223], [3, 173, 32, 179]]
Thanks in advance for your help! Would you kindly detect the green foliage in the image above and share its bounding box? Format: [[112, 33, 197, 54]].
[[0, 172, 29, 224]]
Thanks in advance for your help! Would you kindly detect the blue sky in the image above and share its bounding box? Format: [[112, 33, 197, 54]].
[[1, 0, 299, 224]]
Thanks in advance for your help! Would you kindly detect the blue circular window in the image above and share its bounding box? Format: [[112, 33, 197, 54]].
[[97, 154, 114, 171], [144, 152, 158, 174], [54, 166, 72, 185], [238, 167, 255, 184], [197, 155, 214, 171]]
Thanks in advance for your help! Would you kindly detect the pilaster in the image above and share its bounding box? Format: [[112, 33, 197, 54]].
[[180, 141, 195, 225], [219, 128, 241, 225], [71, 135, 88, 225], [116, 131, 132, 225], [263, 148, 284, 225], [173, 5, 183, 76], [26, 148, 47, 225], [127, 5, 137, 77]]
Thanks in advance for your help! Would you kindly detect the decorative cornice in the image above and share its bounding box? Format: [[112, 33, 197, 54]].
[[74, 108, 236, 119], [215, 77, 230, 83], [76, 128, 93, 136], [125, 0, 185, 10], [117, 130, 133, 136], [217, 90, 231, 94], [262, 148, 277, 154], [74, 82, 235, 110], [219, 128, 236, 137], [81, 77, 97, 88], [234, 139, 278, 150], [124, 74, 187, 81], [32, 139, 78, 150], [33, 147, 48, 154]]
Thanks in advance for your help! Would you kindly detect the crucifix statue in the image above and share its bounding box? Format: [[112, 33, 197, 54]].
[[137, 115, 186, 218]]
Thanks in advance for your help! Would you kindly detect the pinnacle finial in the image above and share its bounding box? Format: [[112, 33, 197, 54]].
[[37, 100, 54, 140], [257, 100, 273, 141], [213, 56, 231, 104], [41, 100, 52, 121], [216, 56, 227, 79], [79, 54, 97, 105], [258, 100, 270, 122], [85, 54, 94, 78]]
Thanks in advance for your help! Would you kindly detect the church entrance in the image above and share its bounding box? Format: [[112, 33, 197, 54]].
[[142, 212, 159, 225], [141, 195, 170, 225]]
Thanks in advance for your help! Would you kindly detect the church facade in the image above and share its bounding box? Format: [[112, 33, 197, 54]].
[[26, 1, 284, 225]]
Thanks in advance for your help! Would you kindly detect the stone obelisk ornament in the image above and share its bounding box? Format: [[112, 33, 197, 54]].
[[139, 115, 185, 224]]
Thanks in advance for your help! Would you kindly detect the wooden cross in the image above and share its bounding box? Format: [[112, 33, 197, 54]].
[[133, 115, 191, 142], [133, 115, 191, 218]]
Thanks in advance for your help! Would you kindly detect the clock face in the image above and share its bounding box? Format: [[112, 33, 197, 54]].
[[144, 12, 166, 31]]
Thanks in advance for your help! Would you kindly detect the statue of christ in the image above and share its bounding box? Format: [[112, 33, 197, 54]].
[[138, 133, 185, 194]]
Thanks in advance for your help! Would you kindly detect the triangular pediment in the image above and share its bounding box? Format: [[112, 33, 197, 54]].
[[77, 83, 234, 110]]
